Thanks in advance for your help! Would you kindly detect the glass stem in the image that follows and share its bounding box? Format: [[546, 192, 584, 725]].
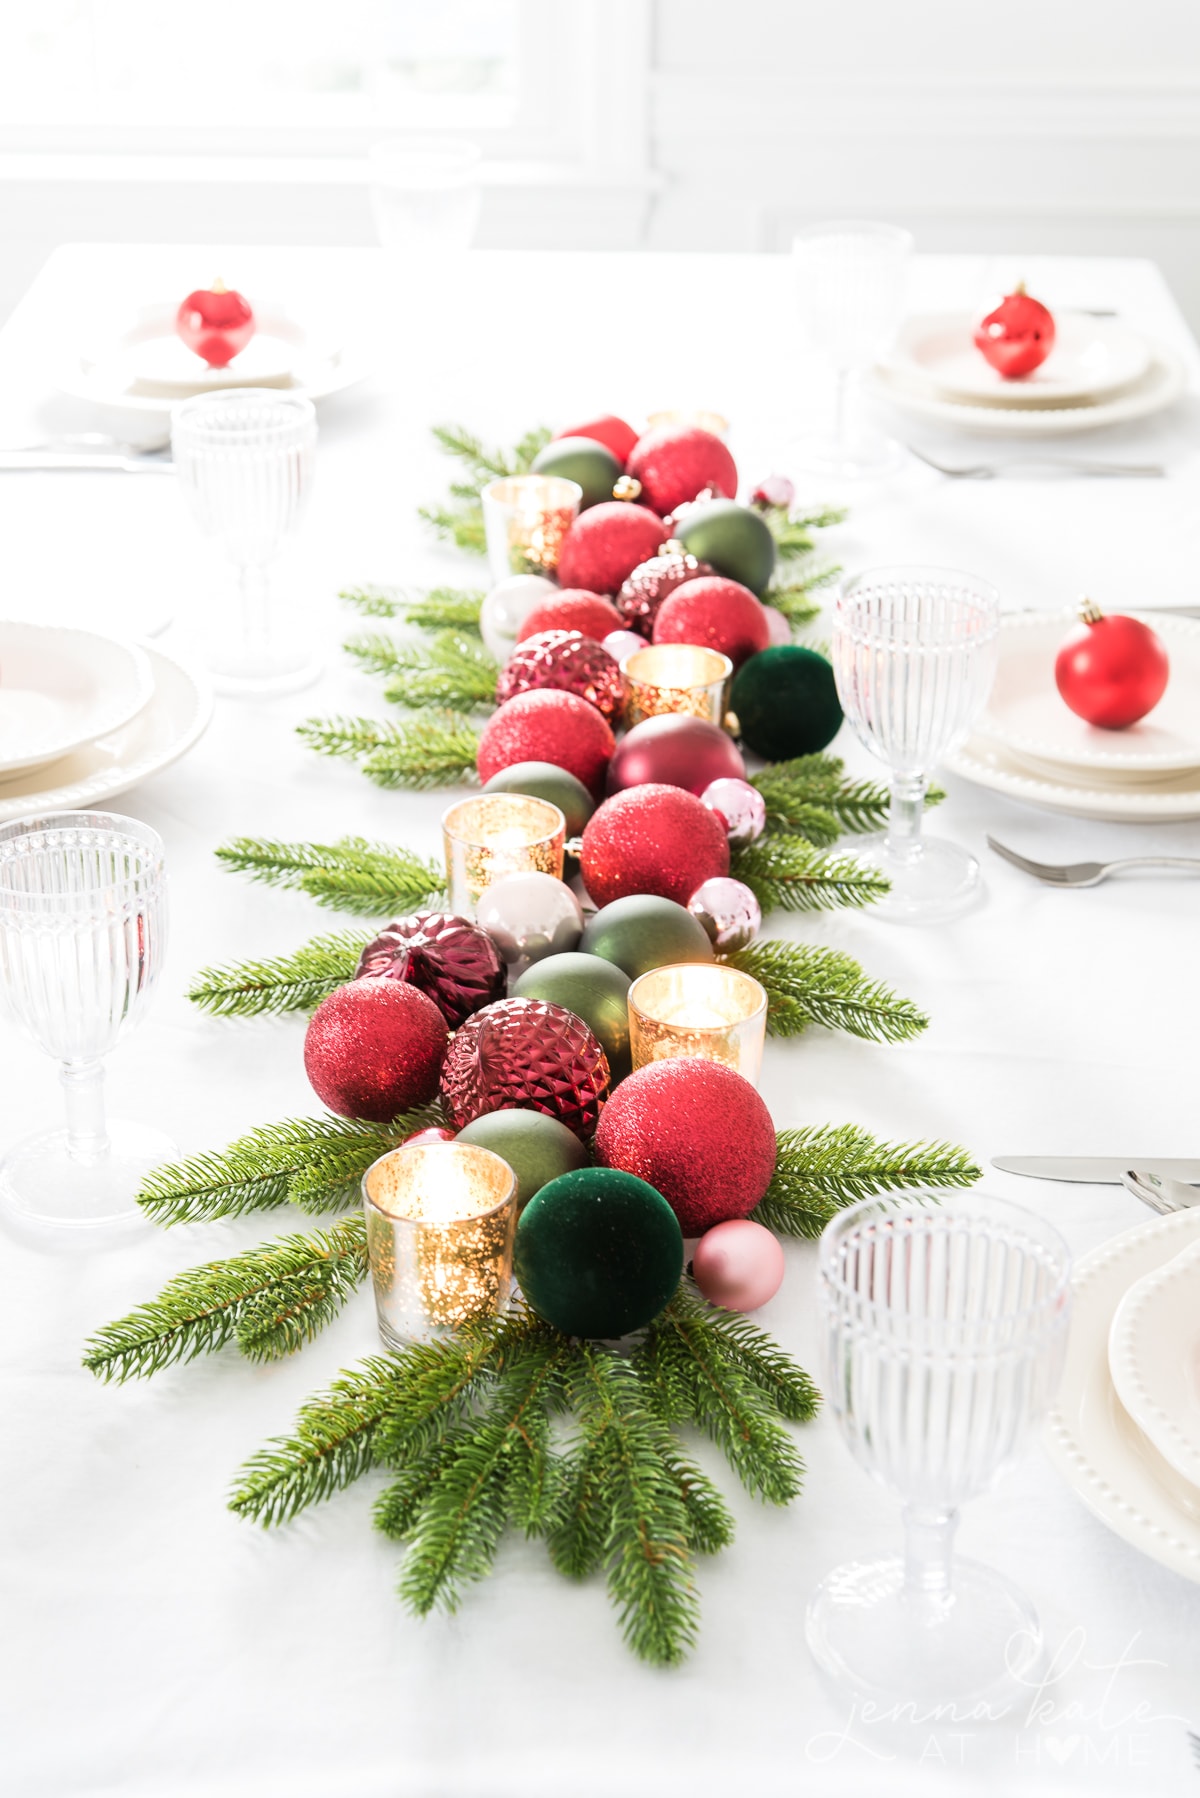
[[902, 1503, 958, 1620], [61, 1059, 109, 1160], [832, 366, 852, 456], [237, 560, 271, 658], [886, 771, 927, 864]]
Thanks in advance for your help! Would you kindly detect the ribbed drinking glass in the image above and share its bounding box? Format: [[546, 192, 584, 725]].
[[0, 811, 173, 1233], [172, 389, 318, 696], [832, 565, 999, 920], [807, 1193, 1071, 1709]]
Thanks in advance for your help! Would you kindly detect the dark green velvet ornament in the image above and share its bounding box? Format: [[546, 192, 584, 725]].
[[482, 761, 595, 838], [579, 894, 715, 980], [730, 644, 844, 759], [455, 1109, 588, 1212], [532, 436, 622, 509], [512, 951, 632, 1083], [514, 1166, 683, 1338], [674, 498, 776, 596]]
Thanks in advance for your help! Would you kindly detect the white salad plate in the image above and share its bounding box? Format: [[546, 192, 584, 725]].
[[945, 735, 1200, 823], [1109, 1236, 1200, 1492], [882, 310, 1151, 407], [1044, 1208, 1200, 1585], [0, 622, 154, 777]]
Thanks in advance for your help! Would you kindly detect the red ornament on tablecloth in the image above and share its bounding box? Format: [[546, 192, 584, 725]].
[[477, 689, 616, 799], [580, 782, 730, 907], [556, 502, 667, 596], [496, 630, 626, 725], [356, 912, 505, 1028], [516, 589, 624, 645], [440, 997, 610, 1141], [401, 1125, 457, 1148], [553, 414, 640, 468], [616, 547, 715, 638], [626, 425, 738, 517], [1054, 599, 1169, 729], [692, 1218, 785, 1311], [594, 1059, 777, 1234], [973, 284, 1056, 379], [304, 979, 448, 1123], [653, 575, 771, 668], [175, 279, 255, 368], [607, 714, 746, 797]]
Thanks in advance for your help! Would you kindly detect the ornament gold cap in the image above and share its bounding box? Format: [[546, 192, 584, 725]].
[[1078, 595, 1104, 625], [211, 276, 226, 293], [723, 709, 741, 738], [613, 475, 642, 502]]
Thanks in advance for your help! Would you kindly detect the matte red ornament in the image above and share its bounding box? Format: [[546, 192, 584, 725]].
[[1054, 600, 1169, 729], [516, 590, 624, 644], [580, 783, 730, 907], [477, 689, 616, 799], [556, 502, 667, 596], [973, 283, 1056, 380], [692, 1218, 785, 1311], [175, 280, 255, 368], [616, 549, 715, 638], [553, 414, 639, 469], [497, 629, 626, 724], [594, 1059, 777, 1234], [304, 980, 448, 1123], [626, 425, 738, 517], [356, 912, 505, 1028], [606, 713, 746, 798], [440, 997, 610, 1141], [653, 575, 771, 668]]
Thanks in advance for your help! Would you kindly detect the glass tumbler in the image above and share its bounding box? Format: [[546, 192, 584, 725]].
[[808, 1193, 1071, 1710], [172, 389, 319, 697], [832, 566, 999, 921], [0, 811, 174, 1232]]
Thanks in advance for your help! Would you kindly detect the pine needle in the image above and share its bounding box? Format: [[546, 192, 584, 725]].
[[727, 938, 929, 1043], [417, 501, 486, 555], [753, 1124, 982, 1238], [764, 582, 824, 628], [297, 712, 480, 789], [431, 422, 551, 485], [761, 502, 846, 563], [751, 755, 943, 836], [343, 631, 499, 712], [731, 836, 889, 913], [339, 585, 484, 633], [187, 928, 373, 1018], [214, 835, 445, 915]]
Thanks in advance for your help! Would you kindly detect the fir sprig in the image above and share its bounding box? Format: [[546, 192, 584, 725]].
[[731, 836, 889, 912], [188, 928, 372, 1018], [343, 631, 499, 713], [753, 1124, 982, 1238], [339, 585, 484, 634], [727, 939, 929, 1043], [764, 581, 825, 628], [298, 712, 480, 789], [215, 835, 444, 916], [751, 755, 943, 837], [419, 423, 551, 554], [416, 501, 486, 555], [761, 503, 847, 563]]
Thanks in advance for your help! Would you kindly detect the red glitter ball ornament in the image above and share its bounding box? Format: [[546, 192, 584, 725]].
[[304, 980, 448, 1123], [477, 689, 616, 799], [440, 997, 610, 1141], [594, 1059, 777, 1234], [653, 575, 771, 668], [616, 548, 715, 638], [496, 629, 626, 725], [580, 782, 730, 907], [553, 413, 639, 468], [556, 502, 667, 596], [607, 714, 746, 797], [626, 425, 738, 518], [356, 912, 505, 1029], [516, 590, 624, 645]]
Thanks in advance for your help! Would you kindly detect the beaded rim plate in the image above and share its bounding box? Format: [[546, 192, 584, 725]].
[[945, 735, 1200, 822], [881, 310, 1151, 407], [1108, 1236, 1200, 1492], [0, 621, 154, 776]]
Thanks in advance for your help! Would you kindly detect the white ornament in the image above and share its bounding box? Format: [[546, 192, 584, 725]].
[[476, 872, 584, 966], [480, 574, 557, 664]]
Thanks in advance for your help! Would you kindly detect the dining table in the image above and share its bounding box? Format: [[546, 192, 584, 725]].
[[1, 243, 1199, 1798]]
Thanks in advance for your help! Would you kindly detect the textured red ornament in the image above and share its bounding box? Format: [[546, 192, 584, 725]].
[[974, 284, 1056, 379], [626, 425, 738, 517], [440, 997, 610, 1141], [616, 549, 715, 638], [1054, 604, 1169, 729], [496, 629, 626, 725], [516, 590, 624, 645], [556, 502, 666, 596], [580, 782, 730, 907], [304, 980, 448, 1123], [175, 282, 255, 368], [607, 714, 746, 797], [477, 689, 616, 799], [553, 414, 639, 468], [356, 912, 505, 1028], [653, 575, 771, 668], [594, 1059, 777, 1234]]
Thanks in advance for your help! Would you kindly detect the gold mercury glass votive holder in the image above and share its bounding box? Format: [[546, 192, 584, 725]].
[[621, 643, 734, 728], [481, 474, 582, 584], [442, 794, 566, 915], [363, 1141, 519, 1348], [627, 963, 768, 1085]]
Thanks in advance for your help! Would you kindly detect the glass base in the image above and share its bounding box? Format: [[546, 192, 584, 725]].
[[0, 1119, 176, 1236], [789, 431, 905, 482], [807, 1555, 1044, 1712], [851, 832, 983, 923], [208, 648, 323, 699]]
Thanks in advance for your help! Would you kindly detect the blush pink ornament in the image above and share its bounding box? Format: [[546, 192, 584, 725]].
[[603, 628, 646, 666], [762, 605, 793, 647], [687, 876, 762, 952], [692, 1218, 785, 1312], [700, 777, 766, 847]]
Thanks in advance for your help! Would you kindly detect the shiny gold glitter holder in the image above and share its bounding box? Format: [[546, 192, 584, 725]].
[[621, 644, 733, 727], [442, 794, 566, 914], [627, 963, 768, 1085], [363, 1141, 519, 1348], [480, 475, 582, 583]]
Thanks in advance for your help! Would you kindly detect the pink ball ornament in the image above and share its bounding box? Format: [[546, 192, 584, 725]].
[[607, 714, 745, 798], [700, 777, 766, 848], [603, 628, 646, 666], [687, 877, 761, 952], [751, 474, 796, 510], [763, 605, 793, 647], [692, 1219, 785, 1312], [401, 1125, 456, 1148]]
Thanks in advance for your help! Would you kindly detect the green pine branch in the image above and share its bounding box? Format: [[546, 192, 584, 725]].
[[727, 939, 929, 1044], [763, 581, 825, 629], [761, 503, 846, 563], [339, 585, 484, 634], [417, 501, 486, 555], [731, 836, 889, 913], [343, 631, 499, 712], [298, 712, 480, 789], [215, 835, 445, 915], [752, 1124, 982, 1239], [751, 755, 943, 837], [431, 422, 551, 486], [188, 928, 373, 1018]]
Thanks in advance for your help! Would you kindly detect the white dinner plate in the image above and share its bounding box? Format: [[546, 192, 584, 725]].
[[883, 311, 1151, 407], [0, 643, 212, 821], [945, 733, 1200, 822], [1109, 1236, 1200, 1492], [0, 622, 154, 776], [1044, 1208, 1200, 1585]]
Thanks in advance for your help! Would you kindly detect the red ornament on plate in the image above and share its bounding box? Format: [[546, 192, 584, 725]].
[[356, 912, 505, 1028], [556, 502, 667, 596], [616, 548, 715, 638], [653, 575, 771, 668], [607, 714, 746, 797], [580, 782, 730, 907], [497, 630, 626, 725], [973, 283, 1056, 379], [477, 689, 616, 799], [175, 279, 255, 368], [516, 589, 624, 645], [553, 414, 640, 469], [440, 997, 610, 1141], [626, 425, 738, 517], [594, 1059, 777, 1234], [1054, 599, 1169, 729], [304, 980, 448, 1123]]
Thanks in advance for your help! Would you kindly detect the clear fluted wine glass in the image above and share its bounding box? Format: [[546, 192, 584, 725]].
[[808, 1193, 1071, 1710], [172, 388, 319, 697], [832, 565, 999, 921], [0, 811, 174, 1233]]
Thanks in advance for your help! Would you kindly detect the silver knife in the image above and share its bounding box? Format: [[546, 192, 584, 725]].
[[0, 451, 174, 474], [993, 1156, 1200, 1184]]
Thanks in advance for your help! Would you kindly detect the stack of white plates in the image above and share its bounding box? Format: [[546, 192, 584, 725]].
[[871, 311, 1185, 436], [1046, 1208, 1200, 1583], [946, 611, 1200, 822], [0, 621, 212, 821]]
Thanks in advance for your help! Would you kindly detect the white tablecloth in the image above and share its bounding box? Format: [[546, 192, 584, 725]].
[[1, 248, 1198, 1798]]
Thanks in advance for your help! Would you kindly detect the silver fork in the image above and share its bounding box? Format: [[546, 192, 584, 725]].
[[1123, 1170, 1200, 1214], [987, 836, 1200, 888], [907, 445, 1165, 480]]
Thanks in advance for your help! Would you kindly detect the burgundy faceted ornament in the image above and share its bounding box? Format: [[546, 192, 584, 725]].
[[616, 548, 715, 638], [356, 912, 506, 1029], [495, 628, 626, 725], [439, 997, 611, 1141]]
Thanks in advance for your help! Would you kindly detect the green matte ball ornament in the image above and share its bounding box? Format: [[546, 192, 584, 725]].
[[514, 1167, 684, 1338], [674, 499, 776, 596], [512, 951, 633, 1083], [578, 894, 715, 980], [532, 436, 623, 509], [730, 644, 844, 759], [482, 761, 596, 838], [456, 1109, 588, 1212]]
